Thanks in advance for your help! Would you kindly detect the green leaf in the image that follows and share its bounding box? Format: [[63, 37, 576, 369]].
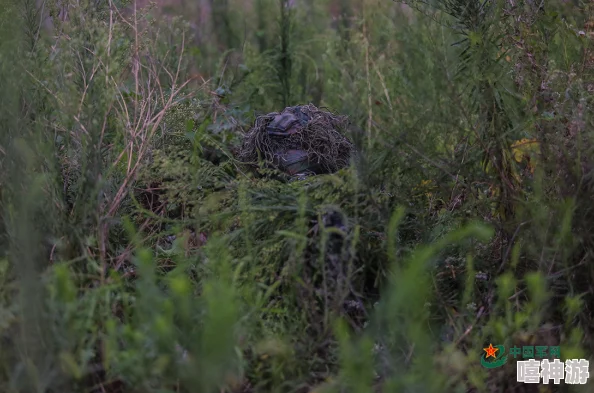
[[185, 119, 195, 133], [468, 32, 482, 46]]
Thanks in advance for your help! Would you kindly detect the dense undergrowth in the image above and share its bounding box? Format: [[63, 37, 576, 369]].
[[0, 0, 593, 392]]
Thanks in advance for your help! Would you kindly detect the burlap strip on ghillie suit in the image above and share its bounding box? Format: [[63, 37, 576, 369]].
[[238, 104, 354, 176]]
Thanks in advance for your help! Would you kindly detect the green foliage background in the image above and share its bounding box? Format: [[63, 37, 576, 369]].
[[0, 0, 593, 392]]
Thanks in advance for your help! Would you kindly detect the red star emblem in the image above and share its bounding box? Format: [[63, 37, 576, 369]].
[[483, 343, 499, 359]]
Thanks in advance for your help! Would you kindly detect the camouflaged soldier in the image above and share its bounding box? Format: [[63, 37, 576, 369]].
[[238, 104, 353, 178]]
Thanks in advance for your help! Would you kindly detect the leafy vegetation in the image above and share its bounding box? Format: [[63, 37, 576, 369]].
[[0, 0, 593, 392]]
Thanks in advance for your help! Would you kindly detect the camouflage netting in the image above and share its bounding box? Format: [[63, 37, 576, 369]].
[[238, 104, 354, 176]]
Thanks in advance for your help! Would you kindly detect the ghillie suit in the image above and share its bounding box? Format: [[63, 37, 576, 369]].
[[238, 105, 365, 329], [300, 207, 368, 336], [238, 104, 354, 177]]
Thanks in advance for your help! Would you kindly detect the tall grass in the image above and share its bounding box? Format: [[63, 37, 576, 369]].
[[1, 0, 593, 392]]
